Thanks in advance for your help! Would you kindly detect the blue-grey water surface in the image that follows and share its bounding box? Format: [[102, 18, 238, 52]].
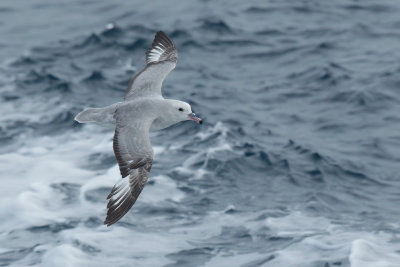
[[1, 0, 400, 266]]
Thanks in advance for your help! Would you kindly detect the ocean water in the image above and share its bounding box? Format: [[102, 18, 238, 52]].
[[1, 0, 400, 266]]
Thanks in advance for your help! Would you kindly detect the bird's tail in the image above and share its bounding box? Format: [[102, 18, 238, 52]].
[[75, 105, 117, 124], [74, 108, 101, 123]]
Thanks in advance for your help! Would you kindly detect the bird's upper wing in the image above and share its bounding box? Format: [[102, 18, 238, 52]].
[[125, 31, 178, 100], [104, 110, 154, 226]]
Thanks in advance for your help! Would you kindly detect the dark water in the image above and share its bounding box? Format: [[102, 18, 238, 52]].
[[1, 0, 400, 266]]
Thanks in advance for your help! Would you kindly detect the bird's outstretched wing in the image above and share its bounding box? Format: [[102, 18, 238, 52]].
[[104, 110, 154, 226], [125, 31, 178, 100]]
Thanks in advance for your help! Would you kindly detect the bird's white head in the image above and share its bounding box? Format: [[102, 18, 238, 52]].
[[165, 99, 202, 124]]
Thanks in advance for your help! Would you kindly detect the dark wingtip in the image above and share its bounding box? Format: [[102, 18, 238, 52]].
[[151, 30, 174, 49], [156, 30, 167, 37], [145, 31, 177, 64], [105, 221, 113, 227]]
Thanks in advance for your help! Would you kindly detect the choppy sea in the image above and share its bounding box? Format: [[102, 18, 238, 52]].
[[1, 0, 400, 266]]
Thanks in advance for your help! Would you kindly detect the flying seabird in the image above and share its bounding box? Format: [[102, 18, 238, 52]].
[[75, 31, 202, 226]]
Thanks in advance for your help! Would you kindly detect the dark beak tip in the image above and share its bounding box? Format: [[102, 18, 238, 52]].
[[199, 119, 203, 124]]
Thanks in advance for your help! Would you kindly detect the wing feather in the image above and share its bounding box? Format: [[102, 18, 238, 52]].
[[104, 115, 154, 226], [145, 31, 177, 64], [125, 31, 178, 100]]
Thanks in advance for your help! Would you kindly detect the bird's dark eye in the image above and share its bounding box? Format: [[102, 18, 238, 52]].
[[178, 108, 184, 112]]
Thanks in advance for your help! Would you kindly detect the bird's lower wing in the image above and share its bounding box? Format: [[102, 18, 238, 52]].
[[105, 120, 153, 226], [104, 156, 152, 226]]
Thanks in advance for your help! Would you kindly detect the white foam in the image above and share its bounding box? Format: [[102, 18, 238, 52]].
[[195, 121, 229, 140], [141, 175, 185, 203], [0, 127, 106, 229], [350, 239, 400, 267], [41, 244, 90, 267], [2, 117, 400, 266], [0, 122, 196, 265], [262, 212, 400, 267], [48, 226, 189, 267], [169, 122, 233, 181], [204, 252, 267, 267], [105, 23, 114, 30]]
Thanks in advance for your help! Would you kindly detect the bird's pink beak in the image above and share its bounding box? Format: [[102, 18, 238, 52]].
[[188, 113, 202, 124]]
